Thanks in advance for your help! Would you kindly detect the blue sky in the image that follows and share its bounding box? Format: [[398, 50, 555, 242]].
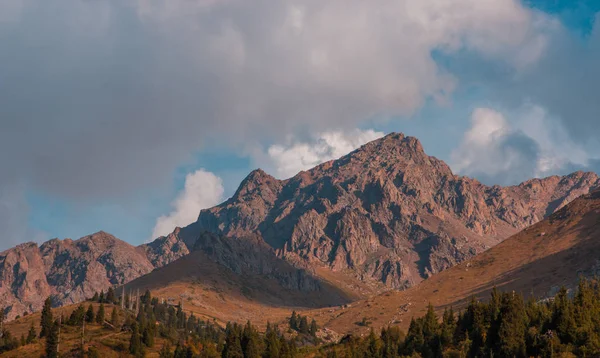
[[1, 0, 599, 249]]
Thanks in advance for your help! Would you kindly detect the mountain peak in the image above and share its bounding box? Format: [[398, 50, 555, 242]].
[[232, 168, 280, 200], [343, 132, 427, 164]]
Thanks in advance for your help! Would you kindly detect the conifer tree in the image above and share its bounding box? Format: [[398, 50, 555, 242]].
[[69, 305, 86, 326], [263, 322, 280, 358], [142, 323, 155, 347], [310, 319, 318, 337], [96, 304, 105, 324], [129, 322, 144, 357], [91, 292, 99, 302], [289, 311, 298, 331], [99, 290, 105, 303], [223, 323, 243, 358], [403, 317, 424, 355], [111, 307, 119, 329], [298, 316, 309, 334], [26, 322, 36, 344], [45, 320, 59, 358], [367, 328, 381, 358], [40, 297, 53, 338], [242, 321, 261, 358], [552, 286, 577, 344], [496, 292, 527, 357], [106, 287, 116, 304], [422, 303, 441, 356], [85, 304, 95, 323], [142, 290, 151, 304]]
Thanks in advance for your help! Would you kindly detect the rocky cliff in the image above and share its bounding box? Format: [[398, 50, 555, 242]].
[[193, 133, 600, 289], [0, 232, 154, 319]]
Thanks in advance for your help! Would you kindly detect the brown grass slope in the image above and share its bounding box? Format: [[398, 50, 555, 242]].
[[321, 189, 600, 335], [121, 235, 377, 329], [0, 302, 166, 358]]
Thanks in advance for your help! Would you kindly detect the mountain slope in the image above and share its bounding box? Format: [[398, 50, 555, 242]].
[[191, 133, 600, 289], [123, 232, 363, 327], [322, 189, 600, 334]]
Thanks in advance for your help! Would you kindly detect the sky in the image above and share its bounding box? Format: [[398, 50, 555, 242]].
[[1, 0, 599, 250]]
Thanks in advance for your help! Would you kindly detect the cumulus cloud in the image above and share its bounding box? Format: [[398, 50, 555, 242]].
[[453, 12, 600, 152], [0, 0, 562, 243], [151, 170, 224, 239], [451, 106, 593, 185], [255, 129, 384, 179], [0, 0, 555, 198]]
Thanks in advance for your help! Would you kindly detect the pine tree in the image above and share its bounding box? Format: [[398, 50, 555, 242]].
[[40, 297, 53, 338], [310, 319, 318, 337], [69, 305, 86, 326], [496, 292, 527, 357], [91, 292, 99, 302], [129, 322, 144, 357], [263, 322, 281, 358], [242, 321, 261, 358], [99, 290, 105, 303], [142, 290, 151, 304], [298, 316, 309, 334], [111, 307, 119, 328], [552, 286, 577, 344], [96, 303, 105, 324], [223, 323, 244, 358], [142, 323, 155, 347], [381, 326, 403, 358], [86, 304, 95, 323], [367, 328, 381, 358], [289, 311, 298, 331], [106, 287, 116, 304], [440, 307, 456, 349], [422, 304, 440, 357], [26, 322, 37, 343], [45, 320, 59, 358]]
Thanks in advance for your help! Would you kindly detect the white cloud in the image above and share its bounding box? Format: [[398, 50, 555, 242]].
[[151, 170, 224, 239], [0, 0, 557, 199], [0, 0, 564, 244], [451, 106, 592, 185], [255, 129, 384, 179]]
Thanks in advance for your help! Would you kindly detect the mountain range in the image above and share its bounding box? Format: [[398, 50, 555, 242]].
[[322, 188, 600, 334], [1, 132, 599, 322]]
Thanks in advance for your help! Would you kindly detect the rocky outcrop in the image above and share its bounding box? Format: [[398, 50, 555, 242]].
[[191, 232, 321, 292], [142, 227, 190, 267], [193, 133, 600, 290], [0, 232, 155, 320]]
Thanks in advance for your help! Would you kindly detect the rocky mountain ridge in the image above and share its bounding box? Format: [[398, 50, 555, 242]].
[[192, 133, 600, 289], [1, 132, 599, 320]]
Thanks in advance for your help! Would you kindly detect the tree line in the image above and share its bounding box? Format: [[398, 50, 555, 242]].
[[5, 280, 600, 357], [324, 279, 600, 357]]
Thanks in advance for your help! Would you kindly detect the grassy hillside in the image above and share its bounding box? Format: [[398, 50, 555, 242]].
[[318, 190, 600, 335], [1, 302, 173, 357]]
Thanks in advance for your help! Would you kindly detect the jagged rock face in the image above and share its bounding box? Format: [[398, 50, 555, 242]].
[[0, 232, 156, 320], [0, 243, 51, 317], [191, 232, 322, 292], [196, 133, 600, 289], [142, 227, 191, 267]]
